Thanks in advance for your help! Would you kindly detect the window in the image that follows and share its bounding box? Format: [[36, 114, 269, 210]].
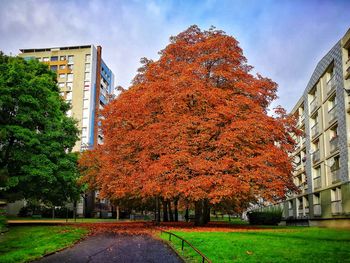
[[84, 72, 91, 80], [313, 166, 321, 189], [85, 54, 91, 62], [330, 156, 340, 172], [50, 56, 58, 61], [37, 57, 42, 62], [82, 136, 88, 144], [82, 117, 89, 127], [58, 82, 65, 88], [66, 82, 73, 91], [310, 113, 319, 138], [59, 65, 65, 70], [59, 92, 64, 97], [60, 56, 66, 61], [331, 187, 342, 201], [67, 73, 73, 81], [331, 187, 342, 214], [59, 73, 65, 79], [309, 86, 318, 113], [83, 108, 89, 118], [85, 63, 90, 72], [82, 127, 87, 136], [43, 57, 49, 62], [66, 91, 72, 101], [67, 55, 74, 64], [83, 90, 89, 99], [313, 193, 320, 205], [328, 96, 337, 110], [83, 99, 89, 108], [328, 96, 337, 124], [68, 64, 73, 70], [50, 65, 57, 71]]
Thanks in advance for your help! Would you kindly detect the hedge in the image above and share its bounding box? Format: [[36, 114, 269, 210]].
[[247, 209, 282, 225]]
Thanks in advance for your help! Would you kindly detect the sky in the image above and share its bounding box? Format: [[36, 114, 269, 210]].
[[0, 0, 349, 111]]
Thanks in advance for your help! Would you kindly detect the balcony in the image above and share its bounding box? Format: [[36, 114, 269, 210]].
[[298, 114, 305, 127], [313, 204, 321, 216], [345, 65, 350, 80], [288, 209, 293, 218], [329, 136, 339, 153], [310, 97, 319, 113], [331, 200, 342, 214], [313, 176, 321, 189], [312, 149, 320, 163], [326, 75, 336, 95], [311, 123, 320, 138], [297, 206, 303, 217], [328, 106, 337, 124], [331, 169, 341, 183], [302, 137, 306, 146]]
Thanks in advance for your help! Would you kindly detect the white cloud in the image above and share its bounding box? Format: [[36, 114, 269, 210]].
[[0, 0, 349, 111]]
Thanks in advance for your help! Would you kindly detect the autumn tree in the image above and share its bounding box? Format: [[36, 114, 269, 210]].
[[0, 52, 81, 206], [79, 26, 297, 225]]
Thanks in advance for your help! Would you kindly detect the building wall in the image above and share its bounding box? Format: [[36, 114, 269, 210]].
[[258, 29, 350, 226], [16, 45, 115, 217], [18, 45, 115, 152]]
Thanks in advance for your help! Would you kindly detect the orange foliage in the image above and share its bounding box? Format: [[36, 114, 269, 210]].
[[79, 25, 298, 209], [76, 221, 281, 235]]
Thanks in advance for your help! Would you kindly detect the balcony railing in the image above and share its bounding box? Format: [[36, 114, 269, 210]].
[[288, 209, 293, 217], [297, 207, 303, 217], [313, 204, 321, 216], [329, 136, 339, 153], [326, 75, 336, 95], [298, 114, 305, 126], [331, 200, 342, 214], [310, 97, 318, 113], [312, 149, 320, 163], [304, 207, 309, 215], [311, 123, 319, 138], [328, 106, 337, 124], [345, 65, 350, 80], [331, 169, 341, 183], [313, 176, 321, 189]]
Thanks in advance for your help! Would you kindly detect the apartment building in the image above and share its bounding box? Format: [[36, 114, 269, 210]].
[[19, 45, 114, 152], [5, 45, 115, 217], [274, 28, 350, 227]]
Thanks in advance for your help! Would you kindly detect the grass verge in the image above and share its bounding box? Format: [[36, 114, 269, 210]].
[[0, 225, 88, 263], [161, 227, 350, 263]]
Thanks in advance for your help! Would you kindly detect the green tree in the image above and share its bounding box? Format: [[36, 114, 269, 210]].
[[0, 52, 81, 206]]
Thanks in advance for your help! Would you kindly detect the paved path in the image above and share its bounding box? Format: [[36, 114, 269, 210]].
[[34, 234, 183, 263]]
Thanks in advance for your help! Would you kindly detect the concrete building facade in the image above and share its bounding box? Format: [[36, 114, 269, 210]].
[[19, 45, 114, 152], [277, 29, 350, 226], [5, 45, 115, 217]]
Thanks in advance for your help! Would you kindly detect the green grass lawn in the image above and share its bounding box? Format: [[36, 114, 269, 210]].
[[0, 226, 88, 263], [161, 227, 350, 263], [7, 217, 124, 223]]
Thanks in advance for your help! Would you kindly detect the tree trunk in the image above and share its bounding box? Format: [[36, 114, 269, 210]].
[[156, 197, 161, 224], [162, 200, 168, 222], [195, 199, 210, 226], [185, 206, 189, 222], [194, 201, 203, 226], [116, 205, 120, 221], [73, 201, 77, 222], [174, 199, 179, 222], [168, 201, 174, 222], [204, 200, 210, 224], [52, 207, 55, 219]]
